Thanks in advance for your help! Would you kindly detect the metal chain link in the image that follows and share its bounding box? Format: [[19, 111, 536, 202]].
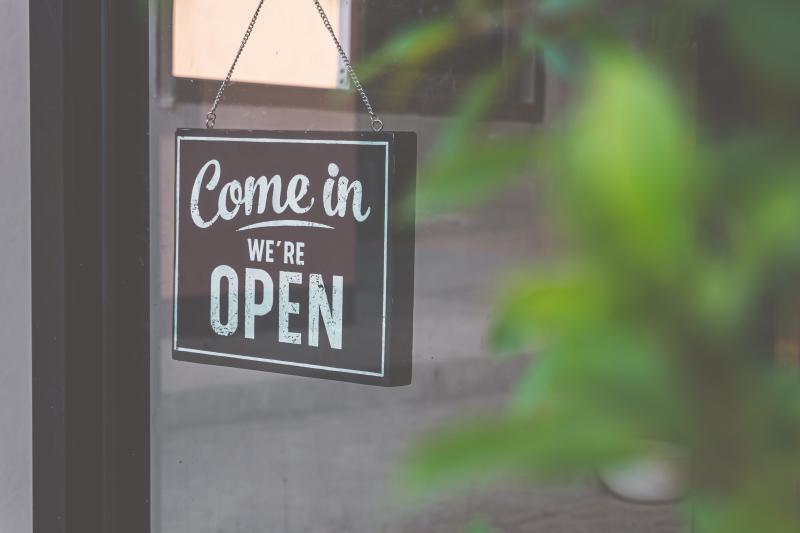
[[206, 0, 383, 132], [312, 0, 383, 132], [206, 0, 265, 128]]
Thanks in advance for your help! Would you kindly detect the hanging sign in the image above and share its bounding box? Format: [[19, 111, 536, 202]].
[[172, 129, 416, 386]]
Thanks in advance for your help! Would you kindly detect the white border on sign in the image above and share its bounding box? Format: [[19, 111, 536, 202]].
[[173, 136, 390, 377]]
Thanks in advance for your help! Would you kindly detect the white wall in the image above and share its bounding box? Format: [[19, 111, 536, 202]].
[[0, 0, 32, 531]]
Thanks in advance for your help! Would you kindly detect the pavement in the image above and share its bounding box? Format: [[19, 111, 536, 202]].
[[155, 385, 683, 533]]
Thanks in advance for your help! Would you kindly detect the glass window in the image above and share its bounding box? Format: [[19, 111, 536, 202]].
[[149, 1, 680, 531]]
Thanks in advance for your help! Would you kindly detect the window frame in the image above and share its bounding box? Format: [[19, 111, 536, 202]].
[[30, 0, 150, 531]]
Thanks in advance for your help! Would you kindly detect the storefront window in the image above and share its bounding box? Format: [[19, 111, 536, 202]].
[[148, 2, 676, 531]]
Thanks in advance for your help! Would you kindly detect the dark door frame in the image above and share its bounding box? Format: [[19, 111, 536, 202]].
[[30, 1, 150, 532]]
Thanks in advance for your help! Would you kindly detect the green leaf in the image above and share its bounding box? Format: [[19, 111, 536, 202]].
[[357, 19, 461, 82], [414, 136, 538, 215], [533, 328, 687, 438], [405, 62, 535, 215], [686, 149, 800, 334], [437, 65, 516, 158], [490, 269, 610, 353], [399, 409, 646, 492], [464, 518, 496, 533], [557, 51, 699, 284]]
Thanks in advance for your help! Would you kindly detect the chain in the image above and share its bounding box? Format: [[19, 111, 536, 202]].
[[205, 0, 265, 129], [206, 0, 383, 132], [312, 0, 383, 132]]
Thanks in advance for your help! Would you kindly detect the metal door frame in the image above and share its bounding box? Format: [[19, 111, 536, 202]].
[[30, 1, 150, 531]]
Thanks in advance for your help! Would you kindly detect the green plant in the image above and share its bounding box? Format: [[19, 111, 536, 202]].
[[371, 2, 800, 532]]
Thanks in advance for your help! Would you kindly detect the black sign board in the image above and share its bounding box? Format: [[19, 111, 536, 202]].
[[173, 129, 416, 386]]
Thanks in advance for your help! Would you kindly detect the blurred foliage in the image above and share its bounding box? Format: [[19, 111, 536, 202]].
[[364, 1, 800, 532], [465, 518, 498, 533]]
